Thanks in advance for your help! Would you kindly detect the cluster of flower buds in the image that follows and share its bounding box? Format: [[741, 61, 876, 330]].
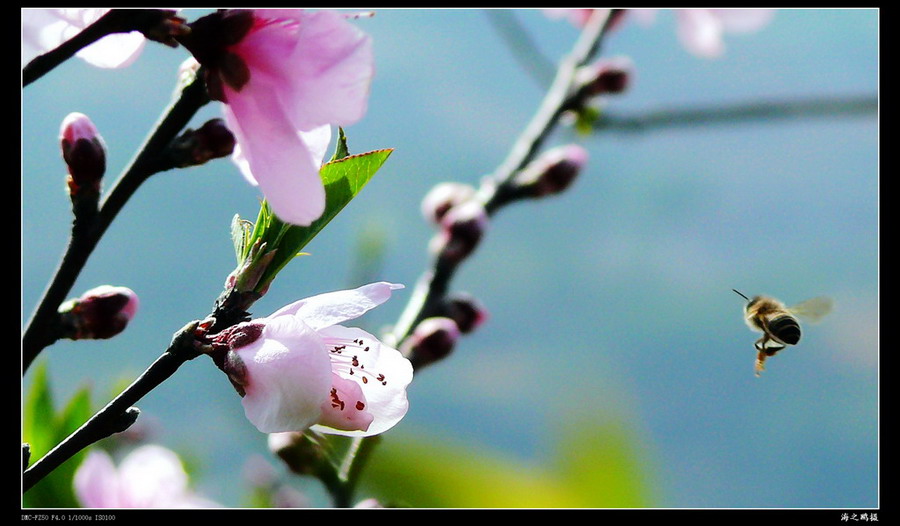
[[512, 144, 588, 199], [57, 285, 139, 340], [420, 182, 477, 225], [402, 292, 489, 369], [429, 200, 489, 264], [60, 112, 106, 203]]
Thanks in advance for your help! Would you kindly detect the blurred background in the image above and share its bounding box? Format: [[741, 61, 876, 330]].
[[22, 9, 878, 508]]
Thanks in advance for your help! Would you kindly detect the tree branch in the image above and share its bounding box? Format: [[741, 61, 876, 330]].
[[22, 74, 210, 372], [593, 94, 877, 133]]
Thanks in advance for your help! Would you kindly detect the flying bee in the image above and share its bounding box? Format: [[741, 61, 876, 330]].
[[732, 289, 833, 377]]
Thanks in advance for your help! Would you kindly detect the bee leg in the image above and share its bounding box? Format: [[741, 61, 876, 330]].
[[755, 350, 768, 377], [753, 335, 785, 377]]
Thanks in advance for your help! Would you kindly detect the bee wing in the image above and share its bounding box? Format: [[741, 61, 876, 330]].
[[788, 296, 834, 323]]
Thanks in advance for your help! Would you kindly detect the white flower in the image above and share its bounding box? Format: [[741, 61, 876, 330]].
[[217, 282, 413, 437]]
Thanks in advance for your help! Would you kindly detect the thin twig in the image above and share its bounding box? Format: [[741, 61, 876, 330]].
[[23, 285, 256, 491], [323, 9, 618, 506], [390, 9, 617, 345], [483, 9, 556, 89], [593, 94, 877, 133], [23, 322, 200, 491], [21, 74, 210, 372], [23, 9, 175, 87]]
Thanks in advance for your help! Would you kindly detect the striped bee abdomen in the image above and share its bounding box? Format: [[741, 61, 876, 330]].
[[768, 315, 801, 345]]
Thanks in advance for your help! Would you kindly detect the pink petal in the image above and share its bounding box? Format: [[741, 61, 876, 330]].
[[223, 82, 328, 226], [236, 316, 333, 433], [316, 373, 375, 433], [269, 282, 404, 331], [74, 449, 121, 508], [116, 445, 190, 508], [311, 325, 413, 437], [709, 9, 775, 33], [21, 9, 145, 68], [676, 9, 725, 58], [236, 9, 373, 131]]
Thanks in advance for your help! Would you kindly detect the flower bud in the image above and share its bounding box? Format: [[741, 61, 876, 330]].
[[420, 182, 477, 225], [60, 112, 106, 198], [440, 292, 488, 334], [432, 201, 489, 263], [58, 285, 139, 340], [171, 118, 236, 167], [514, 144, 587, 198], [576, 56, 633, 96], [402, 317, 461, 369]]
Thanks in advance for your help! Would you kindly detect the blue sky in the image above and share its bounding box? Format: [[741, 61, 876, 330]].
[[22, 9, 878, 508]]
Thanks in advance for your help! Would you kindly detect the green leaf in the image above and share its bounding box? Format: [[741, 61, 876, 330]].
[[329, 127, 351, 162], [23, 363, 54, 459], [256, 148, 394, 290], [575, 105, 601, 136], [23, 362, 94, 508], [230, 214, 253, 264]]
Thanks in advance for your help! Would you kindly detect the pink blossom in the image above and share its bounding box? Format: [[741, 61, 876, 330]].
[[74, 445, 220, 508], [544, 8, 774, 58], [213, 9, 374, 226], [21, 9, 146, 68], [218, 282, 412, 436], [631, 9, 775, 58]]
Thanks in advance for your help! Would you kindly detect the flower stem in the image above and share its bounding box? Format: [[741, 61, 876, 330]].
[[21, 74, 210, 373]]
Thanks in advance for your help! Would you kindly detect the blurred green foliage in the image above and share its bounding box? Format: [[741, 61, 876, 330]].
[[22, 362, 94, 508], [357, 417, 653, 508]]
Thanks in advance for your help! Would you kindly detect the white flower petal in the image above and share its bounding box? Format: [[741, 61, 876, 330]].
[[311, 325, 413, 437], [237, 316, 333, 433], [270, 282, 404, 331]]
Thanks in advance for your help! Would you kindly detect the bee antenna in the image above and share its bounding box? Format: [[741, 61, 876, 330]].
[[732, 289, 750, 301]]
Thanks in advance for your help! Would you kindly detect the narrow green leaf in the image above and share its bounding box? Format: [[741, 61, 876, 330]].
[[257, 148, 393, 288]]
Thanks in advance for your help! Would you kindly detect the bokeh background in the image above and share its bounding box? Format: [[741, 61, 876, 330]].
[[22, 8, 878, 509]]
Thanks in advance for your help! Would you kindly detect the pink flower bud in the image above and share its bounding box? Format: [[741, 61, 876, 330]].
[[515, 144, 588, 198], [420, 182, 477, 225], [172, 118, 236, 167], [434, 201, 489, 263], [577, 56, 633, 96], [441, 292, 489, 334], [59, 285, 139, 340], [402, 317, 461, 369], [60, 112, 106, 197]]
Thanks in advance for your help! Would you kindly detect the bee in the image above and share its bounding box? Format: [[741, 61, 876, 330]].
[[732, 289, 833, 377]]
